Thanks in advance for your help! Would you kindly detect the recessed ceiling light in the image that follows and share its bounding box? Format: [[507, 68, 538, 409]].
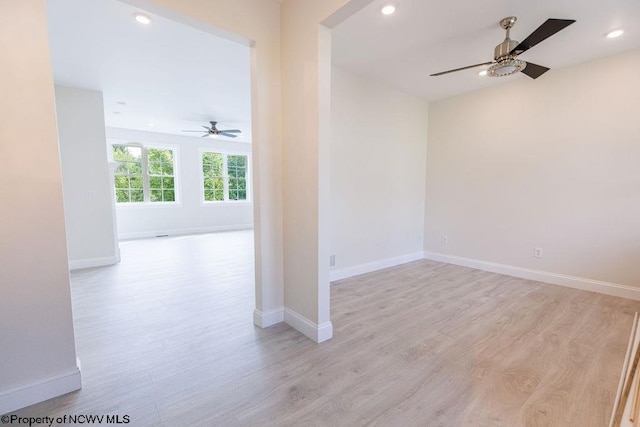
[[134, 13, 151, 25], [116, 101, 127, 105], [381, 5, 396, 15], [606, 29, 624, 38], [478, 70, 488, 76], [113, 111, 122, 115], [148, 122, 155, 127]]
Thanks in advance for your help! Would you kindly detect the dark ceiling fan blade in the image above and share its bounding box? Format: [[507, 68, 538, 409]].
[[219, 129, 241, 133], [201, 133, 210, 138], [430, 61, 495, 76], [510, 19, 576, 55], [219, 132, 238, 138], [182, 130, 207, 132], [521, 62, 550, 79], [202, 125, 213, 131]]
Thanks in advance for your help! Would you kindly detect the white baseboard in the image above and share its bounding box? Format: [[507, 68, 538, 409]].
[[0, 362, 82, 415], [424, 251, 640, 301], [118, 224, 253, 241], [253, 308, 284, 328], [69, 255, 119, 271], [284, 308, 333, 343], [330, 251, 424, 282]]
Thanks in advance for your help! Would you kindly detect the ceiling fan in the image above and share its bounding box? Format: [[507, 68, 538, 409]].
[[182, 121, 242, 138], [430, 16, 576, 79]]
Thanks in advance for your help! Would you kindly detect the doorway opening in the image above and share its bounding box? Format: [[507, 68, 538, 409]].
[[47, 0, 261, 402]]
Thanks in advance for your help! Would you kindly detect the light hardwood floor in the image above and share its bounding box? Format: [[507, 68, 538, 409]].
[[11, 230, 640, 426]]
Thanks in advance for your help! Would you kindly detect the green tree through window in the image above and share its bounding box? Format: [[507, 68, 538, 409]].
[[202, 152, 248, 202], [112, 145, 176, 204], [148, 148, 175, 202], [202, 152, 224, 201], [228, 155, 247, 200], [113, 145, 143, 203]]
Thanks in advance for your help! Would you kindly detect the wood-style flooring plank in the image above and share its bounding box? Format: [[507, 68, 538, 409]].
[[9, 231, 639, 426]]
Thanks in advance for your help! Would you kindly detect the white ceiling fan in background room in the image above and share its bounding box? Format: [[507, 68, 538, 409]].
[[182, 121, 242, 138]]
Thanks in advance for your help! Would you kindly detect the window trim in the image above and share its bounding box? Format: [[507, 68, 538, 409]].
[[110, 142, 181, 206], [199, 148, 251, 205]]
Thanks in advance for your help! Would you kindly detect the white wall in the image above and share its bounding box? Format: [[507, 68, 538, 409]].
[[330, 67, 428, 280], [131, 0, 286, 333], [425, 49, 640, 289], [106, 127, 253, 240], [55, 86, 119, 269], [279, 0, 361, 342], [0, 1, 80, 414]]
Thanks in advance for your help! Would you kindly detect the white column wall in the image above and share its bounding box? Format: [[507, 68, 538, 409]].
[[0, 1, 81, 414], [55, 85, 119, 269]]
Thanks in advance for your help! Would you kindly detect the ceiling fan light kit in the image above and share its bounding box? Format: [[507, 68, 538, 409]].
[[430, 16, 575, 80], [487, 58, 526, 77]]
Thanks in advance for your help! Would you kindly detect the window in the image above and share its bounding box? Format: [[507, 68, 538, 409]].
[[202, 152, 225, 201], [113, 145, 144, 203], [148, 148, 175, 202], [112, 144, 177, 204], [227, 155, 248, 201], [202, 152, 249, 202]]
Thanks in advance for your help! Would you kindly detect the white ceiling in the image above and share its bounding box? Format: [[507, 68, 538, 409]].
[[46, 0, 252, 141], [332, 0, 640, 101], [45, 0, 640, 134]]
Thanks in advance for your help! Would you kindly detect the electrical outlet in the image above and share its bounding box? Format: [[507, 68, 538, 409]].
[[442, 236, 449, 244], [329, 254, 336, 267], [534, 247, 543, 258]]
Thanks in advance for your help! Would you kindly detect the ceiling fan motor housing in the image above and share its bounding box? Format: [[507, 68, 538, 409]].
[[494, 38, 519, 62]]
